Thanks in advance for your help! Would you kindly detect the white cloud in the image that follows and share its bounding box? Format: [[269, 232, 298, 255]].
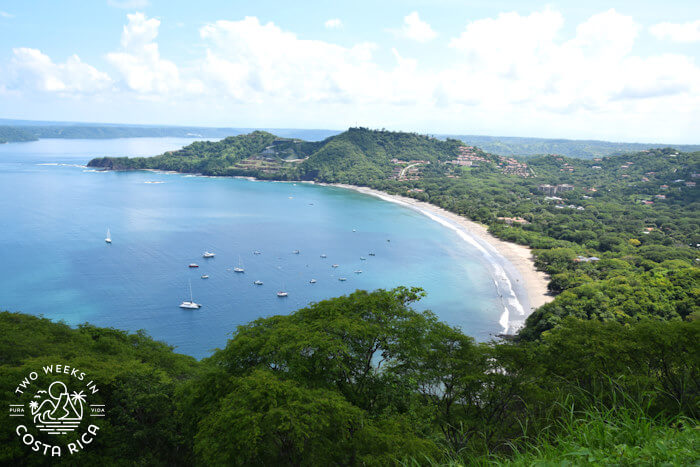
[[650, 20, 700, 43], [9, 48, 112, 94], [107, 0, 150, 9], [0, 10, 14, 18], [106, 12, 200, 95], [395, 12, 437, 42], [1, 8, 698, 142], [444, 8, 698, 113], [199, 17, 403, 103], [324, 18, 342, 29]]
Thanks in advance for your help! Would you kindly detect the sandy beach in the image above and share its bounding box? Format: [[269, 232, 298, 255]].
[[330, 184, 553, 332]]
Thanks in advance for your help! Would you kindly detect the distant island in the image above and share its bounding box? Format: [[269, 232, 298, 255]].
[[89, 127, 700, 340], [4, 118, 700, 158]]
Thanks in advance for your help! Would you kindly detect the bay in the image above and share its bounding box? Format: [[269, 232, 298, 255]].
[[0, 138, 503, 358]]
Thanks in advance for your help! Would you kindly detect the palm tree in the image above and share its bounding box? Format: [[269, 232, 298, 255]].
[[69, 391, 86, 419]]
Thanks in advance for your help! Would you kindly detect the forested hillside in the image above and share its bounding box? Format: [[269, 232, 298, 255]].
[[88, 128, 700, 340], [0, 126, 37, 143], [1, 291, 697, 465], [448, 133, 700, 159]]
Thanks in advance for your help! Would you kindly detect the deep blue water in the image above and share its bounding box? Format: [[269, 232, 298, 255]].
[[0, 138, 502, 358]]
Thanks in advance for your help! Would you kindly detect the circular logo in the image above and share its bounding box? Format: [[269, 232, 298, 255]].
[[8, 364, 105, 457]]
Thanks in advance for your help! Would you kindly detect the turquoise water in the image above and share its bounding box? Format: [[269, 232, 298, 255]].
[[0, 138, 503, 358]]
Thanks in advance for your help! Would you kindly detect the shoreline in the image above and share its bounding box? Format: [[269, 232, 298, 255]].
[[326, 183, 553, 334]]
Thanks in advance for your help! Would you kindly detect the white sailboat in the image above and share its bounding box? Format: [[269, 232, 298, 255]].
[[234, 256, 245, 273], [179, 280, 201, 309], [105, 228, 111, 244], [277, 279, 288, 297]]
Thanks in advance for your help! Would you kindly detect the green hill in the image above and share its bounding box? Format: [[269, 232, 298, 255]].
[[87, 127, 482, 182], [299, 127, 464, 183]]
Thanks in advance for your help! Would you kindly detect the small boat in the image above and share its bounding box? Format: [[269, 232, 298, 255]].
[[105, 228, 111, 244], [332, 264, 339, 268], [293, 250, 300, 254], [309, 279, 317, 284], [200, 274, 209, 279], [354, 270, 362, 274], [387, 239, 391, 242], [179, 280, 201, 309], [352, 229, 357, 232], [320, 254, 327, 258], [368, 252, 375, 256], [277, 291, 288, 297], [338, 277, 347, 281], [253, 250, 261, 255], [203, 251, 215, 258], [234, 255, 245, 273], [189, 263, 199, 268], [254, 280, 263, 285], [360, 257, 366, 260]]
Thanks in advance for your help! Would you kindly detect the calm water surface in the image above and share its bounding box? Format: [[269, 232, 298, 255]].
[[0, 138, 502, 358]]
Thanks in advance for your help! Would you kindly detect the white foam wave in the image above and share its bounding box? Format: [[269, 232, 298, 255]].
[[499, 308, 509, 333]]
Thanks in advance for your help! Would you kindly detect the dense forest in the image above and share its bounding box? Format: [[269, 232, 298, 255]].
[[89, 128, 700, 341], [1, 291, 697, 465]]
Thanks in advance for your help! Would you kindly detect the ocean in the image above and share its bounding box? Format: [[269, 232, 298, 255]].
[[0, 138, 504, 358]]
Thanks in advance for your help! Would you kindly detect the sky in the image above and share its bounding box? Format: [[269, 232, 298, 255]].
[[1, 0, 699, 143]]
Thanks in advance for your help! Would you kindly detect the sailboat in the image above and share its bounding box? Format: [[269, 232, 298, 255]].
[[104, 229, 111, 244], [179, 280, 201, 309], [234, 256, 245, 273]]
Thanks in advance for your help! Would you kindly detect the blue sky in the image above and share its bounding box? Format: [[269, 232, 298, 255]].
[[1, 0, 699, 142]]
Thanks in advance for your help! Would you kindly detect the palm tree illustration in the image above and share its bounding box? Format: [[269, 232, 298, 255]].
[[69, 391, 86, 419]]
